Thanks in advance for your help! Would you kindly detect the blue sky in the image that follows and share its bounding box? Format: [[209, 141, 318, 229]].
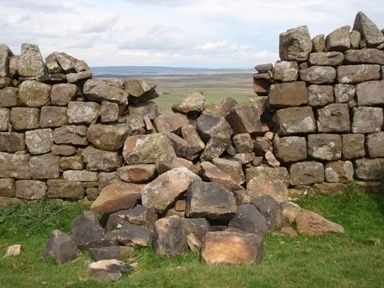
[[1, 0, 383, 68]]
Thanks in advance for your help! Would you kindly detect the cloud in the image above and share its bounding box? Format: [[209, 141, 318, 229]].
[[70, 13, 119, 33], [196, 41, 248, 52]]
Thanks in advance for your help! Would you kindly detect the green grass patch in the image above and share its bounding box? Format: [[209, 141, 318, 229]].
[[0, 185, 383, 288]]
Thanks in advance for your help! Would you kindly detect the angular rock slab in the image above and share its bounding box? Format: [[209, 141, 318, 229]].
[[325, 25, 351, 51], [247, 173, 288, 203], [225, 103, 262, 134], [337, 64, 380, 84], [345, 49, 384, 65], [290, 161, 324, 186], [201, 231, 263, 265], [353, 11, 384, 47], [296, 209, 344, 235], [299, 66, 336, 84], [82, 146, 122, 172], [172, 92, 205, 114], [274, 106, 316, 135], [228, 204, 268, 235], [117, 164, 156, 183], [117, 222, 153, 247], [141, 167, 200, 214], [125, 79, 158, 104], [279, 25, 312, 61], [87, 124, 129, 151], [83, 79, 127, 104], [252, 195, 283, 231], [356, 80, 384, 106], [87, 259, 132, 282], [71, 211, 105, 249], [352, 107, 383, 133], [325, 161, 354, 183], [268, 81, 307, 107]]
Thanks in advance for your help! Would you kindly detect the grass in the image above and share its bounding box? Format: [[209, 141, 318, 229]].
[[0, 183, 383, 288]]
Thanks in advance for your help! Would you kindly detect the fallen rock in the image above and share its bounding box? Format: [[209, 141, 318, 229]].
[[87, 259, 132, 282], [154, 113, 189, 134], [82, 146, 122, 172], [128, 101, 159, 120], [89, 246, 134, 262], [228, 204, 268, 235], [296, 209, 345, 235], [247, 174, 288, 203], [325, 25, 351, 51], [196, 113, 233, 141], [106, 205, 157, 231], [225, 103, 263, 134], [252, 196, 283, 231], [200, 161, 243, 191], [117, 222, 153, 246], [212, 158, 245, 185], [201, 231, 263, 265], [71, 211, 105, 249]]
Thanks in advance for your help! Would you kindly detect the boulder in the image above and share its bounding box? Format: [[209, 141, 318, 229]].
[[72, 211, 104, 248], [19, 80, 50, 107], [356, 80, 384, 106], [153, 216, 188, 257], [289, 161, 324, 186], [225, 103, 262, 134], [40, 106, 68, 128], [10, 107, 39, 130], [341, 134, 365, 159], [89, 246, 134, 262], [18, 43, 45, 77], [0, 178, 15, 197], [299, 66, 336, 84], [247, 173, 288, 203], [337, 64, 380, 83], [201, 231, 263, 265], [309, 52, 344, 66], [325, 25, 351, 51], [117, 164, 156, 183], [344, 49, 384, 65], [0, 87, 19, 107], [15, 180, 46, 200], [353, 11, 384, 47], [87, 124, 129, 151], [200, 161, 243, 191], [268, 81, 307, 107], [172, 92, 205, 114], [228, 204, 268, 235], [141, 167, 199, 214], [101, 101, 119, 123], [273, 136, 307, 162], [0, 132, 26, 152], [25, 129, 53, 154], [279, 25, 312, 61], [312, 34, 326, 52], [53, 125, 88, 146], [296, 209, 344, 235], [366, 132, 384, 158], [81, 146, 122, 172], [308, 134, 342, 161], [325, 161, 354, 183], [154, 113, 189, 134], [252, 195, 283, 231], [185, 180, 237, 222], [181, 218, 210, 245], [307, 85, 334, 107], [274, 106, 316, 135], [334, 84, 355, 103], [83, 79, 127, 104], [125, 79, 158, 104], [0, 152, 30, 179], [41, 230, 81, 265], [273, 61, 298, 82], [91, 181, 143, 215], [316, 103, 350, 133], [167, 133, 201, 160], [117, 223, 153, 246], [352, 107, 383, 133], [50, 83, 78, 106], [87, 259, 132, 282], [47, 179, 85, 200], [29, 153, 60, 179], [67, 101, 101, 124], [355, 158, 384, 180]]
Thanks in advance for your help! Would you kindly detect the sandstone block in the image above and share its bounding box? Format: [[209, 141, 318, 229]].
[[273, 61, 298, 82], [247, 173, 288, 203], [212, 158, 245, 185], [356, 80, 384, 106], [225, 103, 262, 134], [309, 52, 344, 66], [350, 30, 361, 48], [71, 211, 104, 249], [10, 107, 39, 130], [51, 144, 76, 156], [325, 161, 354, 183], [82, 146, 122, 172], [342, 134, 365, 159], [47, 179, 85, 199], [308, 134, 342, 161], [50, 83, 78, 106], [63, 170, 98, 182], [0, 152, 30, 179], [87, 124, 129, 151], [273, 136, 307, 162], [101, 101, 119, 123], [312, 34, 325, 52], [325, 25, 351, 51], [337, 64, 380, 83], [299, 66, 336, 84], [67, 101, 100, 124], [154, 113, 189, 134], [0, 178, 15, 197], [290, 161, 324, 186], [232, 133, 253, 153], [296, 209, 344, 235], [18, 43, 45, 77], [0, 108, 9, 131], [228, 204, 268, 235], [308, 85, 334, 107], [344, 49, 384, 65], [60, 155, 84, 170], [245, 166, 289, 186], [0, 132, 25, 152], [117, 164, 156, 183], [172, 92, 205, 114], [117, 222, 153, 247], [274, 106, 316, 135], [252, 195, 283, 231], [40, 106, 68, 128], [84, 79, 127, 104], [53, 125, 88, 145], [0, 87, 19, 107], [25, 129, 53, 154], [15, 180, 46, 200], [196, 113, 233, 141], [334, 84, 355, 103], [128, 101, 159, 120], [316, 103, 350, 133], [366, 132, 384, 158], [181, 125, 205, 153], [268, 81, 307, 107], [200, 161, 243, 191], [0, 44, 12, 77], [19, 80, 50, 107], [279, 25, 312, 61], [125, 80, 158, 104], [355, 158, 384, 180], [29, 153, 60, 179], [352, 107, 383, 133]]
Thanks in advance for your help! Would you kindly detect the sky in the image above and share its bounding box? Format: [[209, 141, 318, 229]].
[[1, 0, 384, 68]]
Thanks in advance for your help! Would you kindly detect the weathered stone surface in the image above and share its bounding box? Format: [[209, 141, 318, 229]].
[[10, 107, 39, 130], [252, 195, 283, 231], [290, 161, 325, 186], [233, 153, 256, 165], [317, 103, 350, 133], [0, 132, 25, 152], [225, 103, 262, 134], [126, 115, 145, 134], [172, 92, 205, 114], [245, 166, 289, 186], [255, 63, 273, 73], [60, 155, 83, 170], [268, 81, 307, 107], [337, 64, 380, 83], [63, 170, 97, 182], [41, 230, 81, 265], [117, 222, 153, 247], [308, 134, 342, 161], [0, 108, 9, 131], [0, 77, 12, 89], [0, 152, 31, 179], [273, 61, 298, 82], [84, 79, 127, 104], [212, 158, 245, 185], [264, 151, 280, 167], [142, 167, 199, 214], [91, 181, 143, 215], [89, 246, 134, 262], [0, 44, 12, 77], [0, 87, 19, 107], [253, 77, 270, 95], [45, 53, 62, 74], [106, 205, 157, 231], [355, 158, 384, 180], [67, 101, 100, 124], [51, 144, 76, 156], [352, 107, 383, 133], [15, 180, 46, 200], [98, 172, 118, 191], [153, 216, 188, 257], [154, 113, 189, 134], [196, 113, 233, 141], [273, 136, 307, 162], [87, 259, 132, 282], [325, 161, 354, 183], [279, 25, 312, 61], [186, 180, 237, 221], [200, 161, 242, 191], [181, 218, 210, 246], [53, 125, 88, 145], [125, 79, 158, 104], [101, 101, 119, 123], [308, 85, 334, 107], [274, 106, 316, 135], [247, 173, 288, 203], [342, 134, 365, 160], [296, 209, 344, 235], [47, 179, 85, 199], [87, 124, 129, 151], [299, 66, 336, 84], [123, 133, 175, 165], [117, 164, 156, 183], [201, 231, 263, 265], [356, 80, 384, 106], [181, 124, 205, 153], [232, 133, 253, 153], [0, 178, 15, 197], [40, 106, 68, 128], [4, 244, 22, 258], [200, 133, 230, 161], [353, 12, 384, 47], [25, 129, 52, 154], [345, 49, 384, 65], [30, 153, 60, 179], [366, 132, 384, 158], [334, 84, 355, 103], [18, 43, 45, 77], [19, 80, 50, 107], [50, 83, 78, 106], [72, 211, 104, 249], [309, 52, 344, 66], [128, 101, 159, 120], [66, 71, 92, 83], [156, 152, 197, 174], [314, 183, 347, 196], [325, 25, 351, 51], [312, 34, 325, 52], [228, 204, 268, 235], [350, 30, 361, 48], [166, 133, 201, 160]]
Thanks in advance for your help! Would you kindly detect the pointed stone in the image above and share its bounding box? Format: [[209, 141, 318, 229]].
[[353, 12, 384, 47]]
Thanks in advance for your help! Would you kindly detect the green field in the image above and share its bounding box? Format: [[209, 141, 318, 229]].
[[1, 184, 383, 288]]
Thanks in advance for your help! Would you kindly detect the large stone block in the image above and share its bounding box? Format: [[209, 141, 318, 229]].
[[19, 80, 50, 107], [308, 134, 342, 161], [154, 113, 189, 134], [308, 85, 334, 107], [0, 152, 30, 179], [15, 180, 46, 200], [40, 106, 68, 128], [47, 179, 85, 200], [337, 64, 380, 83], [247, 173, 288, 203], [51, 144, 76, 156], [273, 61, 298, 82], [353, 12, 384, 47], [83, 79, 127, 105], [274, 106, 316, 135], [18, 43, 45, 77], [53, 125, 88, 146], [128, 101, 159, 120], [309, 52, 344, 66], [63, 170, 98, 182], [225, 103, 262, 134], [196, 113, 233, 141], [299, 66, 336, 84], [342, 134, 365, 159], [344, 49, 384, 65], [273, 136, 307, 162], [279, 25, 312, 61], [334, 84, 355, 103], [352, 107, 383, 133], [325, 161, 354, 183], [10, 107, 39, 130], [325, 25, 351, 51], [29, 153, 60, 179], [355, 158, 384, 180], [290, 161, 324, 186], [82, 146, 122, 172], [268, 81, 307, 107], [125, 80, 158, 104], [25, 129, 53, 155], [356, 81, 384, 106], [50, 83, 78, 106], [366, 132, 384, 158], [228, 204, 268, 235], [87, 124, 129, 151], [316, 103, 350, 133], [0, 132, 25, 152], [212, 158, 245, 185], [312, 34, 325, 52], [101, 101, 119, 123], [67, 101, 101, 124], [172, 92, 205, 114], [0, 87, 19, 107]]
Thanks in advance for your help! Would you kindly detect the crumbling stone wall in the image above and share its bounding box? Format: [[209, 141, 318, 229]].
[[254, 11, 384, 190]]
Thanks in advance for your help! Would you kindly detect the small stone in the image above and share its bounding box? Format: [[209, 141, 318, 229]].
[[312, 34, 325, 52], [289, 161, 324, 186], [18, 43, 45, 77], [83, 79, 127, 104], [117, 164, 156, 183], [87, 259, 132, 282], [0, 87, 19, 107], [172, 92, 205, 114], [10, 107, 39, 130], [350, 31, 361, 48], [273, 136, 307, 163], [299, 66, 336, 84], [53, 125, 88, 146], [67, 101, 101, 124], [0, 132, 26, 153], [72, 211, 104, 249], [268, 81, 307, 107], [40, 106, 68, 128], [352, 107, 383, 133], [279, 25, 312, 61], [247, 173, 288, 203], [15, 180, 46, 200], [309, 52, 344, 66], [355, 158, 384, 180], [50, 83, 78, 106], [41, 230, 81, 265], [201, 231, 263, 265], [325, 161, 354, 183], [25, 129, 53, 154], [228, 204, 268, 235], [356, 80, 384, 106], [274, 106, 316, 135], [337, 64, 380, 83], [273, 61, 298, 82], [342, 134, 365, 159], [29, 154, 60, 179], [19, 80, 50, 107], [325, 25, 351, 51], [353, 11, 384, 47], [366, 132, 384, 158], [60, 155, 84, 170], [316, 103, 350, 133], [264, 151, 280, 167], [87, 124, 129, 151], [308, 85, 334, 107], [4, 244, 22, 257], [308, 134, 342, 161], [125, 79, 158, 104], [47, 179, 85, 200], [334, 84, 355, 103], [101, 101, 119, 123], [0, 152, 30, 179], [0, 178, 15, 197]]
